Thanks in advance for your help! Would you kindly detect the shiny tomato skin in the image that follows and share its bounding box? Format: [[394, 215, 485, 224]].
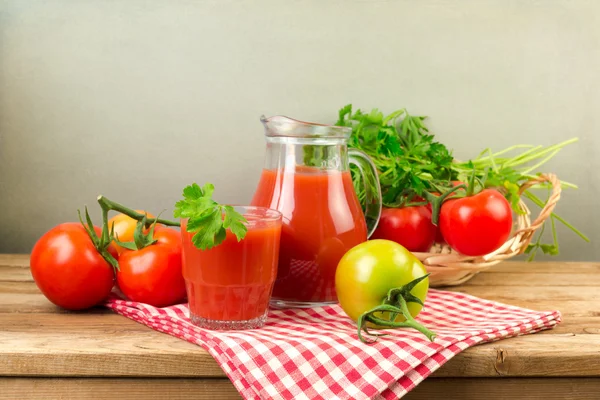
[[432, 183, 464, 244], [371, 206, 436, 252], [335, 239, 429, 324], [117, 228, 185, 307], [30, 223, 115, 310], [440, 189, 513, 256], [153, 226, 181, 249], [108, 210, 156, 255]]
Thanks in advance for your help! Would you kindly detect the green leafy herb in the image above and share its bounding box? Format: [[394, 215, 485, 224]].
[[173, 183, 248, 250], [335, 104, 589, 259], [336, 104, 456, 207]]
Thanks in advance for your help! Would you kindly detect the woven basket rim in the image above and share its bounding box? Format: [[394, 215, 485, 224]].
[[418, 173, 562, 286]]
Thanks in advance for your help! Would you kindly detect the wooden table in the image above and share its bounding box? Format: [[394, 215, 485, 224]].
[[1, 255, 599, 399]]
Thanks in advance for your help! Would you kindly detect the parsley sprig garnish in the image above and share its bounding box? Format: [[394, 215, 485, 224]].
[[173, 183, 247, 250]]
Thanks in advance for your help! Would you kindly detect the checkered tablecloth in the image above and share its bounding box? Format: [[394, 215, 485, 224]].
[[105, 289, 561, 399]]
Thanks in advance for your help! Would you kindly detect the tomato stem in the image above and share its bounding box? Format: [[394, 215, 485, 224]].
[[423, 184, 467, 226], [77, 207, 119, 272], [97, 196, 181, 227], [356, 274, 436, 343]]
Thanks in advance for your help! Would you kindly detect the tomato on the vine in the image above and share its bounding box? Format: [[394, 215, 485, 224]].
[[30, 223, 116, 310], [371, 206, 436, 252], [336, 239, 429, 319], [440, 189, 513, 256], [109, 210, 156, 254], [117, 227, 186, 307]]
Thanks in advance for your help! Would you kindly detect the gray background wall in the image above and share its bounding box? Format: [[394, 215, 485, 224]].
[[0, 0, 597, 260]]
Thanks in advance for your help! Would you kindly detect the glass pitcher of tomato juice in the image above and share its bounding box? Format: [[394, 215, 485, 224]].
[[250, 115, 382, 307]]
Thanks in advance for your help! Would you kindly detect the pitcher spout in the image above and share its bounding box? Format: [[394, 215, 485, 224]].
[[260, 115, 351, 139]]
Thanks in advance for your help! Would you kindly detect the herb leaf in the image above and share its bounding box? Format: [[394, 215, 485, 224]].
[[223, 205, 248, 241], [174, 183, 247, 250]]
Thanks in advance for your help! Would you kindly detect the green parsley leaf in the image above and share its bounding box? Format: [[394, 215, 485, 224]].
[[173, 183, 248, 250], [223, 205, 248, 241]]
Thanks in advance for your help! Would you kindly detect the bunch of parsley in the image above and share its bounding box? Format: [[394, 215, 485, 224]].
[[335, 104, 456, 207], [335, 104, 588, 259]]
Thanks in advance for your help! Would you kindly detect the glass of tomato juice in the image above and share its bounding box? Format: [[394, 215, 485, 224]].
[[180, 206, 282, 330]]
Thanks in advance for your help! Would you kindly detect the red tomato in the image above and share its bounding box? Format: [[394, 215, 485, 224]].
[[117, 227, 186, 307], [30, 223, 115, 310], [440, 189, 513, 256], [424, 183, 465, 245], [371, 206, 436, 252]]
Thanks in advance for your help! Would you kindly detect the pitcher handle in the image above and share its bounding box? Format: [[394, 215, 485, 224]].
[[348, 149, 382, 238]]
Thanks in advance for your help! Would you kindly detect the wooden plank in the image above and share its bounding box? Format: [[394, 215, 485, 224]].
[[481, 261, 600, 274], [0, 254, 29, 268], [1, 314, 599, 378], [5, 256, 600, 276], [5, 257, 600, 288], [0, 281, 39, 294], [1, 256, 599, 384], [0, 313, 164, 333], [433, 335, 600, 378], [6, 264, 600, 287], [4, 255, 600, 274], [0, 378, 242, 400], [463, 271, 600, 286], [3, 290, 593, 317], [444, 286, 599, 317], [0, 291, 75, 314], [1, 377, 598, 400], [0, 266, 33, 282], [536, 317, 600, 335], [0, 316, 225, 378], [406, 377, 600, 400], [10, 276, 595, 317], [5, 313, 592, 335], [447, 285, 598, 302], [0, 295, 595, 318]]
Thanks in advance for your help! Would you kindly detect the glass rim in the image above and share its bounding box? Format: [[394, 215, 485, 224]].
[[180, 205, 282, 226], [228, 205, 282, 222]]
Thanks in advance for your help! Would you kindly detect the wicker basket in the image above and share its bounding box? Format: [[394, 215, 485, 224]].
[[412, 173, 561, 287]]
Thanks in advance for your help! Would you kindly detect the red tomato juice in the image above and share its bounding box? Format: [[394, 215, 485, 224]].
[[181, 216, 281, 322], [251, 168, 367, 303]]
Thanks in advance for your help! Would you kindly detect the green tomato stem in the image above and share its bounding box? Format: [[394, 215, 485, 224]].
[[372, 298, 436, 341], [356, 275, 436, 344], [77, 206, 119, 272], [97, 195, 181, 227], [423, 184, 467, 226]]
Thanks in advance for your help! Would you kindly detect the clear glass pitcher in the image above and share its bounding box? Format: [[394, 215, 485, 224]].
[[250, 115, 382, 307]]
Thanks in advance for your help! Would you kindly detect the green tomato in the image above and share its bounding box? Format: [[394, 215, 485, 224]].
[[335, 239, 429, 325]]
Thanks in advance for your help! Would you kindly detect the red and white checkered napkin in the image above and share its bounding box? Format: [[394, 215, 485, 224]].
[[105, 290, 561, 400]]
